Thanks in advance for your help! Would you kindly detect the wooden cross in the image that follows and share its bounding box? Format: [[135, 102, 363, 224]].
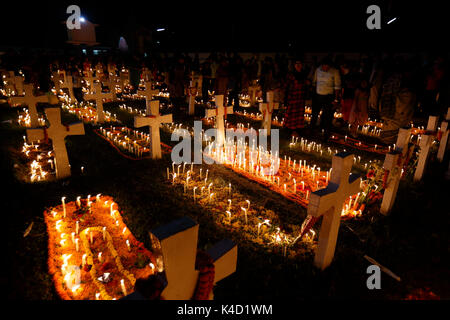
[[26, 107, 85, 179], [120, 69, 130, 88], [137, 82, 159, 115], [307, 152, 361, 270], [51, 71, 62, 92], [106, 73, 120, 97], [84, 82, 113, 123], [10, 84, 49, 127], [437, 107, 450, 162], [259, 91, 279, 135], [380, 128, 412, 215], [134, 100, 172, 159], [149, 216, 237, 300], [414, 115, 439, 181], [205, 95, 233, 147]]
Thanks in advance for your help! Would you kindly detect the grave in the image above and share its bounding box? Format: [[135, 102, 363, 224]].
[[380, 128, 412, 215], [148, 216, 237, 300], [26, 107, 85, 179], [307, 152, 361, 270], [134, 100, 172, 159], [9, 84, 49, 127], [84, 82, 114, 123], [60, 74, 76, 102], [205, 95, 233, 148]]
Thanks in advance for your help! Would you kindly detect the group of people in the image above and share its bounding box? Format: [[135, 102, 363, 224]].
[[1, 50, 448, 143]]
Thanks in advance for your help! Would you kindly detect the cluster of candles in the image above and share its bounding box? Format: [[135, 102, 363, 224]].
[[167, 163, 317, 257], [99, 126, 150, 158], [234, 110, 285, 127], [17, 108, 46, 127], [238, 93, 263, 107], [21, 137, 55, 182], [289, 136, 382, 170], [202, 138, 364, 217], [61, 100, 117, 123], [50, 195, 151, 299], [1, 71, 24, 96]]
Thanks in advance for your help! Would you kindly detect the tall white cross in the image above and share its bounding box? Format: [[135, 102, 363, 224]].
[[437, 107, 450, 162], [26, 107, 85, 179], [84, 82, 113, 123], [307, 152, 361, 270], [149, 216, 237, 300], [137, 82, 159, 115], [259, 91, 279, 135], [134, 100, 172, 159], [414, 115, 439, 181], [205, 95, 233, 148], [9, 84, 49, 127], [380, 128, 412, 215]]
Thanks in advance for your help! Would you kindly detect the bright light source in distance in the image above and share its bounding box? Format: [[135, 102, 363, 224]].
[[80, 17, 86, 22], [387, 17, 397, 24], [156, 28, 165, 32]]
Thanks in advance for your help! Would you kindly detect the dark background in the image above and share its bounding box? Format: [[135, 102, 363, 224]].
[[0, 0, 448, 52]]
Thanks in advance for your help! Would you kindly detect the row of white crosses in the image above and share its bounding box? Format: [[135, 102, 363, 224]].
[[205, 95, 234, 148], [134, 98, 172, 159], [148, 216, 237, 300], [10, 84, 49, 128], [259, 91, 279, 136], [26, 107, 85, 179], [380, 109, 450, 214]]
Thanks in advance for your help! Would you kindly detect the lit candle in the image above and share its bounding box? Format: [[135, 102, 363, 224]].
[[241, 207, 247, 224], [76, 196, 81, 208], [167, 167, 170, 180], [284, 184, 287, 193], [306, 190, 310, 200], [228, 183, 232, 196], [82, 254, 86, 267], [227, 199, 232, 211], [71, 232, 75, 243], [76, 221, 79, 235], [61, 197, 66, 218], [98, 252, 102, 262], [89, 230, 93, 244], [246, 200, 250, 211], [193, 187, 197, 202], [226, 210, 232, 224], [95, 293, 100, 300], [126, 239, 131, 251], [120, 279, 127, 296], [103, 227, 106, 240], [293, 179, 297, 193], [199, 168, 203, 179], [75, 238, 79, 252]]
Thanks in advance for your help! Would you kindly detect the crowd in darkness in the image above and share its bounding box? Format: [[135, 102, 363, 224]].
[[1, 50, 449, 143]]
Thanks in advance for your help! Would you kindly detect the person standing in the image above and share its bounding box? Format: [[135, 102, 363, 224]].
[[311, 57, 341, 139], [349, 78, 369, 137], [283, 59, 308, 137]]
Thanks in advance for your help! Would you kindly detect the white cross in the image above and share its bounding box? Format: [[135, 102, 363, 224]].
[[84, 82, 113, 123], [380, 128, 412, 215], [307, 152, 361, 270], [60, 75, 76, 102], [205, 95, 233, 148], [259, 91, 279, 135], [83, 69, 96, 92], [437, 107, 450, 162], [137, 82, 159, 115], [248, 83, 259, 106], [26, 107, 85, 179], [10, 84, 49, 127], [134, 100, 172, 159], [414, 115, 439, 181], [149, 216, 237, 300]]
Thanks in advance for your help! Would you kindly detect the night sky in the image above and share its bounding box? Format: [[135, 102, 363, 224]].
[[0, 0, 447, 52]]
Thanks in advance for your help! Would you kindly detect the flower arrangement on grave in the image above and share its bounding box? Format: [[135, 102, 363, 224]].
[[44, 195, 155, 300]]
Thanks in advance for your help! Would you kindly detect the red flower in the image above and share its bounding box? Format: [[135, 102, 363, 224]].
[[366, 170, 375, 179]]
